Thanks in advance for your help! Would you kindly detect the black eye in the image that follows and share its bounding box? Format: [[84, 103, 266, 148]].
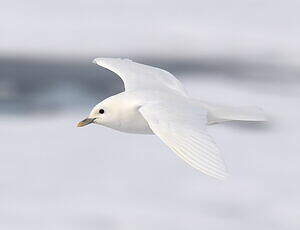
[[99, 109, 105, 114]]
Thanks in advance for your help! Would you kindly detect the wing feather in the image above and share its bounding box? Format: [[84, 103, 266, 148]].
[[93, 58, 188, 96], [139, 103, 228, 180]]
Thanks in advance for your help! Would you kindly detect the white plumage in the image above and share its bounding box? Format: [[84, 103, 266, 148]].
[[77, 58, 267, 180]]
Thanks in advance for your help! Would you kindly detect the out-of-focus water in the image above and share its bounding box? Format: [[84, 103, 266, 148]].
[[1, 56, 299, 115]]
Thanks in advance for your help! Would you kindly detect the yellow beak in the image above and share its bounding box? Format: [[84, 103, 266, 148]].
[[77, 118, 95, 127]]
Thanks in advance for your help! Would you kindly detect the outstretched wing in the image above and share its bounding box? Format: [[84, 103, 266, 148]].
[[93, 58, 188, 96], [139, 102, 228, 180]]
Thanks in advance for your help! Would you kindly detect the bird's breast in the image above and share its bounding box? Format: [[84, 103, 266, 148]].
[[112, 107, 153, 134]]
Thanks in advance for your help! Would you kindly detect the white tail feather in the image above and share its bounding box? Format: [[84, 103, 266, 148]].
[[195, 101, 267, 125], [209, 106, 267, 124]]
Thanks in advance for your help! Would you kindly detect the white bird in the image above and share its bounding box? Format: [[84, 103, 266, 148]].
[[77, 58, 266, 180]]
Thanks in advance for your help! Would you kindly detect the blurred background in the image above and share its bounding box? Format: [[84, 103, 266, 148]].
[[0, 0, 299, 229]]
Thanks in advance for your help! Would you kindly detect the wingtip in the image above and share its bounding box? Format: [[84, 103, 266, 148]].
[[205, 169, 229, 181], [92, 57, 132, 65], [216, 172, 230, 181], [92, 58, 100, 64]]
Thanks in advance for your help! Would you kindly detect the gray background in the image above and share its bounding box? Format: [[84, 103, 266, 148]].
[[0, 0, 299, 229]]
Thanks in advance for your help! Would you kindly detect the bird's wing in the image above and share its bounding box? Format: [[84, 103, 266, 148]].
[[139, 102, 228, 180], [93, 58, 188, 96]]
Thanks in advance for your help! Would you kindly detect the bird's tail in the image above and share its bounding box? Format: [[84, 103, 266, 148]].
[[196, 101, 267, 124]]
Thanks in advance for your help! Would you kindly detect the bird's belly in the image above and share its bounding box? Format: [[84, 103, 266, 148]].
[[111, 111, 153, 135], [118, 122, 153, 134]]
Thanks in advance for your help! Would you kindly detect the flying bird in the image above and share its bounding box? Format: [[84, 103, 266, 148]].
[[77, 58, 266, 179]]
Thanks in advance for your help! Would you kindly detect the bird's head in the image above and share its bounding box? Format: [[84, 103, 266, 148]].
[[77, 96, 122, 128]]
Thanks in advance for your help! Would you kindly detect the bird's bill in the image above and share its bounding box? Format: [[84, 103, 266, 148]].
[[77, 118, 95, 127]]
